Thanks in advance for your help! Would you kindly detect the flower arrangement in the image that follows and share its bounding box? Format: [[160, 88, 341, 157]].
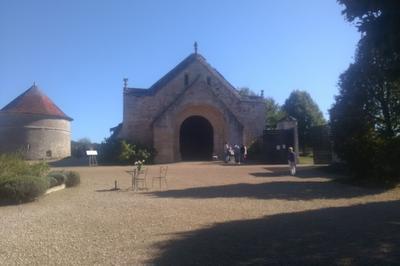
[[134, 160, 145, 171]]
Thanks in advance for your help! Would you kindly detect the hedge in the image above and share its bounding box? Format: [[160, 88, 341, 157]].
[[65, 171, 80, 187], [0, 175, 49, 203], [47, 171, 67, 187]]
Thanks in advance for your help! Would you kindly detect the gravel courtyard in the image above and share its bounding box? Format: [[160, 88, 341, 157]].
[[1, 162, 399, 265]]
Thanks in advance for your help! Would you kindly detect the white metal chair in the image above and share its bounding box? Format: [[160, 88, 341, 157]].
[[132, 167, 148, 191], [152, 166, 168, 189]]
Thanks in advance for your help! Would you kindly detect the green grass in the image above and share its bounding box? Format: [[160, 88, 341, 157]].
[[298, 155, 314, 164]]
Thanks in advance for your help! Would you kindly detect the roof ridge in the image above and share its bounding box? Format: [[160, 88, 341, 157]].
[[125, 52, 246, 99], [124, 53, 200, 96], [148, 53, 198, 92]]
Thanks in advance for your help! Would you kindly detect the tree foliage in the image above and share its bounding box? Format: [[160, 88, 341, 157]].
[[264, 97, 286, 129], [282, 90, 326, 153], [71, 138, 97, 158], [330, 1, 400, 179], [237, 87, 257, 97], [236, 87, 285, 129], [98, 137, 155, 165]]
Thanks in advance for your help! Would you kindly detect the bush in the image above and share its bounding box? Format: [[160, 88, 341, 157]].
[[334, 134, 400, 180], [65, 171, 80, 187], [0, 153, 49, 178], [371, 137, 400, 179], [47, 176, 58, 188], [47, 171, 67, 187], [0, 154, 53, 203], [0, 175, 49, 203], [98, 138, 156, 165], [29, 161, 50, 177], [46, 171, 81, 188], [0, 153, 30, 177], [247, 139, 264, 161]]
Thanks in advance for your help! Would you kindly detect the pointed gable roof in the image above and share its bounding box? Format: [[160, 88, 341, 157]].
[[125, 53, 242, 98], [0, 84, 73, 121]]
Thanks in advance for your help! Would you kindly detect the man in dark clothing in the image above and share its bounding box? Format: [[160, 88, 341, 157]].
[[288, 147, 296, 175], [240, 145, 245, 163]]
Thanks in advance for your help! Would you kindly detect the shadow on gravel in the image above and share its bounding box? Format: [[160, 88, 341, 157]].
[[251, 166, 337, 179], [147, 180, 384, 200], [0, 198, 38, 206], [150, 200, 400, 265], [48, 157, 88, 167], [0, 199, 21, 206], [95, 188, 121, 192]]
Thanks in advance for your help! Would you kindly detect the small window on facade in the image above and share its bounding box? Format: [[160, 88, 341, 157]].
[[46, 150, 52, 157], [184, 73, 189, 86], [207, 76, 211, 86]]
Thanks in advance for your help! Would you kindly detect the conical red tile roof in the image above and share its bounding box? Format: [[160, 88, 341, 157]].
[[0, 84, 73, 121]]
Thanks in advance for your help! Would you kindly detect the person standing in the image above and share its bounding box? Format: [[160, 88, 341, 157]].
[[224, 142, 230, 163], [234, 144, 241, 164], [288, 147, 296, 175], [240, 145, 245, 163]]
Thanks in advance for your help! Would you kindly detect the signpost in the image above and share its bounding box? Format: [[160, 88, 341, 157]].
[[86, 150, 98, 166]]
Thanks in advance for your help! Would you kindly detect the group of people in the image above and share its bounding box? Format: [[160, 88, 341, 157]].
[[223, 142, 297, 175], [224, 143, 247, 164]]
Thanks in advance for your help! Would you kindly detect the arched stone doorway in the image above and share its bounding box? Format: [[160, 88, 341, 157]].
[[179, 116, 213, 160]]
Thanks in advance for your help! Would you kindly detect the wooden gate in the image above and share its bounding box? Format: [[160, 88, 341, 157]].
[[262, 129, 295, 164]]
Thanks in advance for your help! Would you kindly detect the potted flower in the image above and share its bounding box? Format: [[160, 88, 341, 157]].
[[134, 160, 145, 172]]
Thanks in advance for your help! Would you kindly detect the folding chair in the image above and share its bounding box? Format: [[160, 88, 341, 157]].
[[152, 166, 168, 189], [133, 167, 148, 191]]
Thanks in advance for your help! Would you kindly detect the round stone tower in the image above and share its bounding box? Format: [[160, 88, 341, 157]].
[[0, 84, 73, 160]]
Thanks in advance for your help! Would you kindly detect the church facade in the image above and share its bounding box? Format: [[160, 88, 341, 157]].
[[118, 52, 265, 163]]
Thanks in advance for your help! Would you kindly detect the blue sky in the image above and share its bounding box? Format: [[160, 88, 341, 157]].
[[0, 0, 359, 143]]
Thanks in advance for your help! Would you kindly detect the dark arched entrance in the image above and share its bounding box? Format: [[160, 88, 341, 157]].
[[180, 116, 213, 160]]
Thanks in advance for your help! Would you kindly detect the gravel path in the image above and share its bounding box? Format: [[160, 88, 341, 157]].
[[1, 162, 399, 265]]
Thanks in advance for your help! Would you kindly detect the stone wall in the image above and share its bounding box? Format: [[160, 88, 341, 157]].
[[0, 113, 71, 160]]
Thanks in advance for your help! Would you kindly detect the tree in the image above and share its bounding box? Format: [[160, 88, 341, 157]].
[[98, 137, 154, 165], [237, 87, 257, 97], [282, 90, 326, 153], [237, 87, 285, 129], [330, 0, 400, 179], [264, 97, 286, 129], [338, 0, 400, 137], [71, 138, 93, 158]]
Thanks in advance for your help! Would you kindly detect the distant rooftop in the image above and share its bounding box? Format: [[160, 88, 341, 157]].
[[0, 84, 73, 121]]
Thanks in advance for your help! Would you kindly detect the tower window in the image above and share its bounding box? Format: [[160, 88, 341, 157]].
[[184, 73, 189, 86], [207, 76, 211, 86]]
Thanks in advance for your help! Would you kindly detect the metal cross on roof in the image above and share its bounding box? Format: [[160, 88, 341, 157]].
[[123, 78, 128, 89], [194, 41, 198, 54]]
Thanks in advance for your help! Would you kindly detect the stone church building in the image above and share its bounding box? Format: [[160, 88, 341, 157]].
[[118, 51, 265, 163]]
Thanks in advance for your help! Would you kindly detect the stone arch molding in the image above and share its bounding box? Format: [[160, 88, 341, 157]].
[[174, 104, 228, 161], [153, 103, 231, 163]]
